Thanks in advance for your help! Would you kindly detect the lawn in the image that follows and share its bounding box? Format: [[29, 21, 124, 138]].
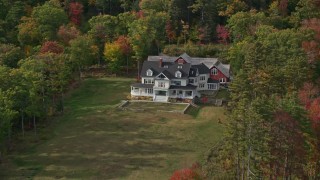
[[123, 101, 188, 112], [1, 78, 227, 180]]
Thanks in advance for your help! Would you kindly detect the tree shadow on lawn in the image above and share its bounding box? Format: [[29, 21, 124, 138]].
[[8, 111, 191, 179]]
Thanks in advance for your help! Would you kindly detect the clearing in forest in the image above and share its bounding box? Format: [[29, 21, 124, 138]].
[[1, 78, 226, 179]]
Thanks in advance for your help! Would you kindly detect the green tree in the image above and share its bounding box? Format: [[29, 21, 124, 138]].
[[69, 35, 99, 79], [32, 1, 68, 40], [0, 43, 24, 68]]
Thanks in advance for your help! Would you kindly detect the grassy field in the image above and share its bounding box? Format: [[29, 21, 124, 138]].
[[1, 78, 227, 179]]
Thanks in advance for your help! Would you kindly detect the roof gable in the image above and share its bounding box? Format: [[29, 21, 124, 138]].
[[155, 71, 170, 80]]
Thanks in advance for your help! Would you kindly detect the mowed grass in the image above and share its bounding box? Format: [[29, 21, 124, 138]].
[[1, 78, 227, 180], [124, 102, 188, 112]]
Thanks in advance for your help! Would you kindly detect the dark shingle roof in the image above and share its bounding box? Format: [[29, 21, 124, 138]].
[[140, 61, 191, 79], [191, 63, 210, 74]]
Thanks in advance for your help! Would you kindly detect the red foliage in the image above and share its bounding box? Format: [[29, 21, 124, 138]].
[[302, 40, 320, 64], [40, 41, 64, 54], [198, 26, 209, 44], [57, 25, 80, 45], [302, 18, 320, 41], [165, 21, 176, 43], [268, 111, 306, 177], [115, 35, 132, 55], [216, 25, 229, 44], [298, 82, 319, 108], [135, 10, 144, 18], [69, 2, 83, 25], [170, 163, 203, 180], [201, 97, 208, 103], [278, 0, 288, 16], [309, 97, 320, 126]]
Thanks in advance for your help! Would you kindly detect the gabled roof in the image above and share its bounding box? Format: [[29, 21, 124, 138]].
[[144, 53, 230, 78], [191, 63, 210, 74], [214, 62, 230, 78], [140, 61, 191, 79], [178, 53, 192, 63]]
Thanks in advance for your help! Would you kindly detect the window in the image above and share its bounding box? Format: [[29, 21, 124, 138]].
[[195, 78, 198, 83], [145, 88, 153, 94], [132, 87, 139, 92], [146, 69, 153, 76], [172, 90, 176, 95], [200, 76, 205, 81], [164, 65, 168, 68], [199, 83, 205, 88], [177, 59, 185, 64], [158, 82, 166, 88], [189, 79, 194, 84], [144, 79, 154, 84], [208, 84, 217, 90], [211, 68, 218, 75], [175, 71, 182, 78], [220, 78, 226, 83], [185, 91, 192, 96], [178, 65, 182, 69], [172, 81, 181, 86]]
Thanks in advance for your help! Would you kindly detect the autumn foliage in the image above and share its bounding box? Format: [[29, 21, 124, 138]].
[[57, 25, 81, 45], [216, 25, 229, 44], [170, 163, 204, 180], [40, 41, 64, 54], [69, 2, 83, 25]]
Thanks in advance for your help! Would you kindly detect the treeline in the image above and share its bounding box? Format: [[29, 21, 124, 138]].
[[203, 1, 320, 179]]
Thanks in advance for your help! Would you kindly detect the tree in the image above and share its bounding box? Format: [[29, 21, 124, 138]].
[[4, 1, 26, 43], [268, 110, 306, 178], [216, 25, 229, 44], [18, 17, 41, 47], [57, 25, 81, 45], [218, 0, 249, 17], [227, 10, 268, 41], [104, 42, 124, 73], [39, 41, 64, 54], [32, 1, 68, 40], [69, 35, 99, 79], [115, 35, 132, 75], [165, 20, 176, 44], [0, 43, 24, 68], [68, 2, 83, 25]]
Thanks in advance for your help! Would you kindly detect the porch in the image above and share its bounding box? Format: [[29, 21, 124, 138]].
[[131, 83, 153, 97]]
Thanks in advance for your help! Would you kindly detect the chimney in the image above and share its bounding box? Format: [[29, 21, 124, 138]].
[[159, 58, 163, 67]]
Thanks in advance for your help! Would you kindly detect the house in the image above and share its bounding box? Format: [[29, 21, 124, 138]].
[[131, 53, 231, 102]]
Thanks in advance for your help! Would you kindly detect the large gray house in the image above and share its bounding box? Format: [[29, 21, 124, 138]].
[[131, 53, 231, 102]]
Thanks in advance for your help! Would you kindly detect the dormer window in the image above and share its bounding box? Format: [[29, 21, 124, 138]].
[[146, 69, 153, 76], [211, 68, 218, 75], [175, 71, 182, 78]]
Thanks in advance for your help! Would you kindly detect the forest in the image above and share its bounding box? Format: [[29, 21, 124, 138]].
[[0, 0, 320, 178]]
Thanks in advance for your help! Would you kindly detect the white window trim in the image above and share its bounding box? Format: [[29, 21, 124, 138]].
[[211, 68, 218, 75], [146, 69, 153, 76], [175, 71, 182, 78], [220, 78, 226, 83]]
